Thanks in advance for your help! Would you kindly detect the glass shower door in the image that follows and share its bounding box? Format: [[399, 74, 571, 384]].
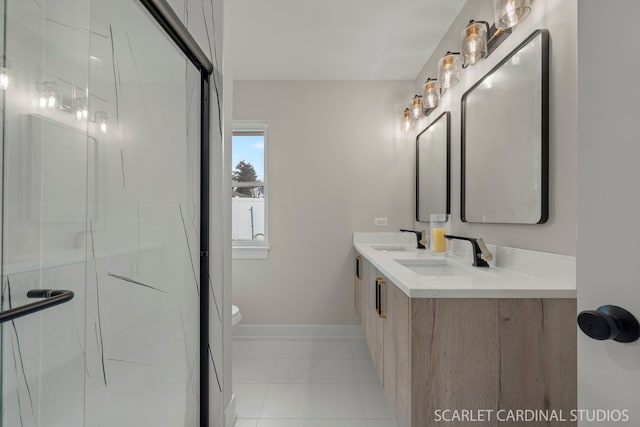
[[0, 0, 205, 425], [1, 0, 92, 424], [85, 0, 202, 424]]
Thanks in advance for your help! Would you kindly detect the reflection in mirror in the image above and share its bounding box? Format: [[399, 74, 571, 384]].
[[416, 112, 450, 222], [461, 29, 549, 224]]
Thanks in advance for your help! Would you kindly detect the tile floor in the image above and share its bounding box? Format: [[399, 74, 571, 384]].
[[233, 338, 398, 427]]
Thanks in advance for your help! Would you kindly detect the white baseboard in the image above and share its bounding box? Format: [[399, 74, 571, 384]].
[[224, 394, 237, 427], [233, 324, 364, 341]]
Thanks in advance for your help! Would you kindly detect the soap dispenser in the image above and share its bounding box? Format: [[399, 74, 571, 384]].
[[430, 214, 450, 253]]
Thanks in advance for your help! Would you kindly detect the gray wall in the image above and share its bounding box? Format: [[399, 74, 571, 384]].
[[233, 80, 414, 325], [413, 0, 578, 256]]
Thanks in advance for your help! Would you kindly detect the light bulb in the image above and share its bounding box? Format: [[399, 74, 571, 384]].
[[437, 53, 461, 89], [401, 108, 414, 133], [0, 69, 8, 90], [462, 21, 488, 67], [76, 107, 89, 120], [96, 111, 109, 134], [38, 82, 59, 110], [411, 95, 424, 121], [422, 79, 440, 109], [74, 97, 90, 120]]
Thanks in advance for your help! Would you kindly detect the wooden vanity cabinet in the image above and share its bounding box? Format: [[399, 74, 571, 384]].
[[354, 252, 386, 384], [354, 252, 577, 427], [404, 298, 577, 427], [354, 252, 372, 370], [354, 252, 409, 420]]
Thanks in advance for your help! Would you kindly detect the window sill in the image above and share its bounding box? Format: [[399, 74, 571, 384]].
[[232, 245, 270, 259]]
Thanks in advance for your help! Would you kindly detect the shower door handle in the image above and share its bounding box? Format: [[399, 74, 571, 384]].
[[0, 289, 74, 324]]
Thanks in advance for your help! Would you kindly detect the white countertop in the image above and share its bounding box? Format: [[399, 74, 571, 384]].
[[354, 233, 576, 299]]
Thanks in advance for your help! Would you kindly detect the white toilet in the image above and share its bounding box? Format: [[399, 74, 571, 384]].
[[232, 305, 242, 326]]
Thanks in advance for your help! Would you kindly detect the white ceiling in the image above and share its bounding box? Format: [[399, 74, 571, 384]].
[[231, 0, 468, 80]]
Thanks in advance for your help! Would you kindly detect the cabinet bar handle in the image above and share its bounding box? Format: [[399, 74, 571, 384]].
[[375, 278, 380, 314], [356, 256, 361, 280], [377, 278, 387, 319]]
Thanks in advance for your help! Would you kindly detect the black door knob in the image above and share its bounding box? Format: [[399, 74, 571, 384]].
[[577, 305, 640, 343]]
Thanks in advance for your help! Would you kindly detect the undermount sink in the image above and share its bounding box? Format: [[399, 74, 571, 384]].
[[370, 244, 411, 252], [395, 258, 485, 277]]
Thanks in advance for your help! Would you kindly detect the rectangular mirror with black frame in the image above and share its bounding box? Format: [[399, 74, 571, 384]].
[[416, 111, 450, 222], [461, 29, 549, 224]]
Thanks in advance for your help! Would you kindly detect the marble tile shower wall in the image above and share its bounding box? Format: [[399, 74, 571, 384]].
[[166, 0, 225, 423], [165, 0, 226, 423], [0, 0, 223, 425]]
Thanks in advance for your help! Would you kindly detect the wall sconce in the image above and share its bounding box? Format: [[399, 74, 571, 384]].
[[39, 81, 59, 109], [462, 19, 513, 67], [462, 21, 488, 67], [411, 95, 424, 121], [75, 98, 89, 120], [422, 78, 440, 109], [0, 67, 8, 90], [399, 0, 532, 124], [34, 81, 108, 135], [493, 0, 531, 30], [95, 111, 109, 134], [401, 108, 414, 133], [437, 52, 462, 88]]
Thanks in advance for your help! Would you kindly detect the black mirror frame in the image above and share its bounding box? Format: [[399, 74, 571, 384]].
[[460, 29, 550, 224]]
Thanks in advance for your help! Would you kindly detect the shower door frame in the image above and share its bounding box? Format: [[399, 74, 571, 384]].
[[137, 1, 214, 425]]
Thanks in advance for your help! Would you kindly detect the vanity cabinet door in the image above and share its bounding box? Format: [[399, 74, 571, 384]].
[[354, 253, 362, 321], [395, 288, 411, 427], [381, 279, 411, 425], [360, 258, 371, 348], [382, 277, 397, 416], [355, 260, 411, 425], [369, 269, 385, 383]]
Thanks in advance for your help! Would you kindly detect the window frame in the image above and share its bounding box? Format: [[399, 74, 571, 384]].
[[232, 121, 269, 259]]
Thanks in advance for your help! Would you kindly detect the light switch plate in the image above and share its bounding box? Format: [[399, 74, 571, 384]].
[[374, 217, 388, 226]]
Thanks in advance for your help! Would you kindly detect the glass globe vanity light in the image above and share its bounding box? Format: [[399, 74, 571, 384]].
[[493, 0, 531, 30]]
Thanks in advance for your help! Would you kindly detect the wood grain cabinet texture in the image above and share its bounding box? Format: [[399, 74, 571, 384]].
[[354, 252, 577, 427]]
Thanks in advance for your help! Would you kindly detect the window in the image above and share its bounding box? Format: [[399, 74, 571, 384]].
[[232, 122, 268, 258]]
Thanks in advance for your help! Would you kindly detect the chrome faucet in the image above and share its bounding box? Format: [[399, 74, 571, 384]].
[[444, 235, 493, 267], [400, 229, 427, 249]]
